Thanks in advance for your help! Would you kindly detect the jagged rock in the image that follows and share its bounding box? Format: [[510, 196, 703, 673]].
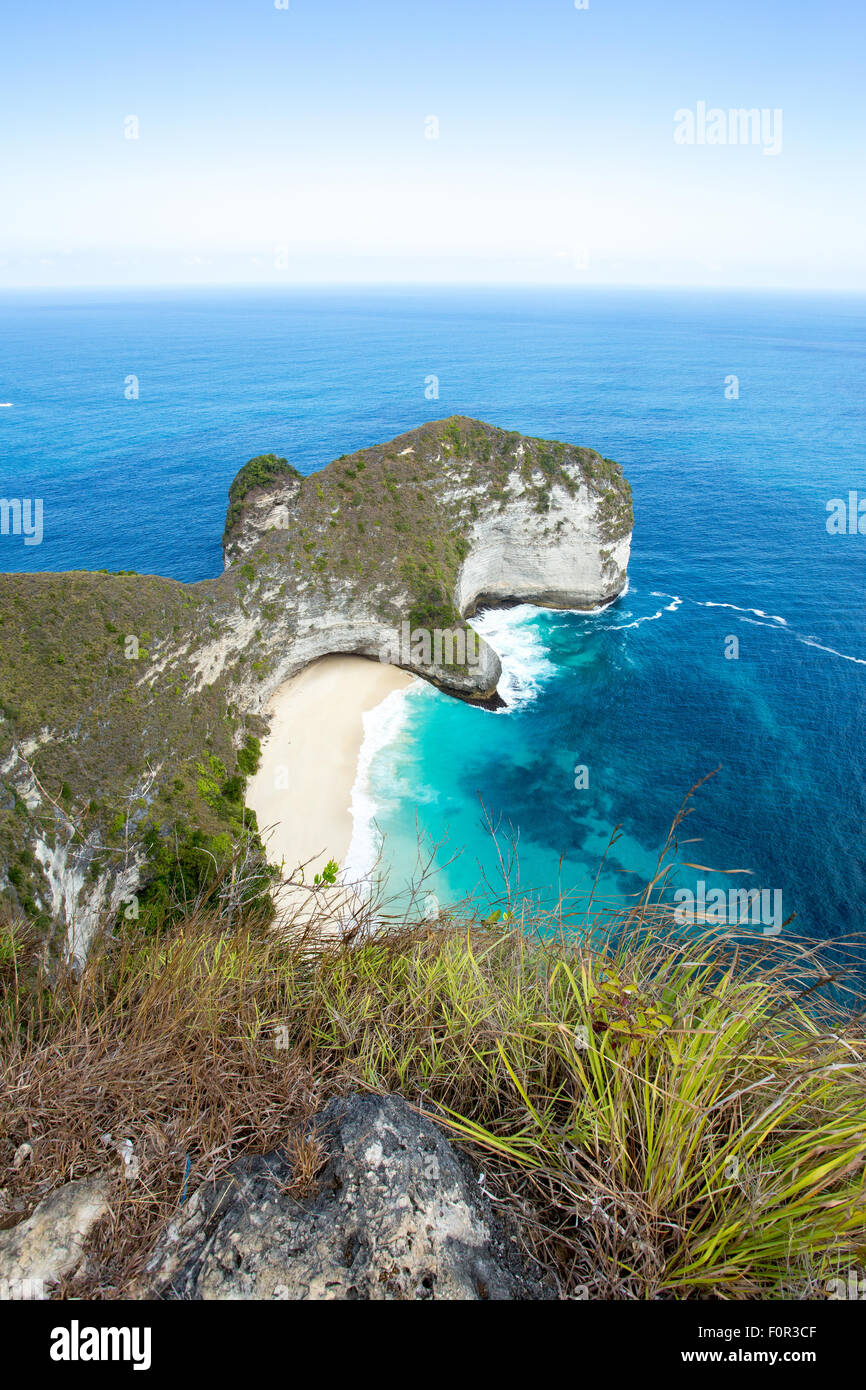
[[0, 1177, 109, 1299], [144, 1094, 551, 1301]]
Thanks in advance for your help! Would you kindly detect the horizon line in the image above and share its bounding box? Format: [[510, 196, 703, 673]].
[[1, 281, 865, 296]]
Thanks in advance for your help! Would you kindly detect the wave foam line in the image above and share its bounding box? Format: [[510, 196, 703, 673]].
[[739, 617, 866, 666], [342, 683, 415, 885], [603, 609, 665, 630], [650, 592, 683, 612], [664, 593, 866, 668], [653, 593, 788, 626], [796, 637, 866, 666]]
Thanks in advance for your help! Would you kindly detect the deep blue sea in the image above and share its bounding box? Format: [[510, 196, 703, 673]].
[[1, 287, 864, 943]]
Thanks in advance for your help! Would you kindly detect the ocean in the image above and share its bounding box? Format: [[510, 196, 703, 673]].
[[1, 286, 864, 943]]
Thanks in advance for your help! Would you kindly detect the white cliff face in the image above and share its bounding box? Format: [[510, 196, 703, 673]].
[[192, 596, 503, 716], [34, 833, 143, 969], [247, 616, 502, 710], [0, 738, 46, 812], [455, 471, 630, 616]]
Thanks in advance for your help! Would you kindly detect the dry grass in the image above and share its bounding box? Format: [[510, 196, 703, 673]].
[[2, 795, 865, 1300], [0, 914, 324, 1295]]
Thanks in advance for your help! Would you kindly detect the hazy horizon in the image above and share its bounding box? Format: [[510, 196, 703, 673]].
[[3, 0, 864, 292]]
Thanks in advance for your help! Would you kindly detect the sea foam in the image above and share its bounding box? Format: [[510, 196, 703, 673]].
[[471, 605, 557, 710], [342, 682, 416, 886]]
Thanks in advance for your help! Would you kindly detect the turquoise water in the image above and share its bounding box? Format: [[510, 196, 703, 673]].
[[1, 287, 864, 941]]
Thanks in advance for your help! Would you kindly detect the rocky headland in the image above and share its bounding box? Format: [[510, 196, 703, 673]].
[[0, 417, 632, 962]]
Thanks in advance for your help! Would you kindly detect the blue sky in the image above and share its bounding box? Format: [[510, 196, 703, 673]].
[[2, 0, 864, 288]]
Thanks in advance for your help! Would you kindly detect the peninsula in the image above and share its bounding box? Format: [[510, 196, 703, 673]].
[[0, 417, 632, 962]]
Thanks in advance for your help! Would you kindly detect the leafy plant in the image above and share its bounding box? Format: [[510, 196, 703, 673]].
[[313, 858, 339, 887]]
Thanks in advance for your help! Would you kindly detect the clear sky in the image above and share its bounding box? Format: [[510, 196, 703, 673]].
[[2, 0, 864, 289]]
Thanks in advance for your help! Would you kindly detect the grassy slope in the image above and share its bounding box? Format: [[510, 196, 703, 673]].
[[1, 894, 863, 1300], [0, 569, 265, 932]]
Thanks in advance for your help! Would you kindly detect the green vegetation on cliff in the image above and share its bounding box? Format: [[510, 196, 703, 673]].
[[0, 417, 632, 950], [223, 453, 302, 543]]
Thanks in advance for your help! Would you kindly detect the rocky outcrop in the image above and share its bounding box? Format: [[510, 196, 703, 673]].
[[0, 1177, 109, 1299], [143, 1094, 550, 1301], [217, 417, 631, 714], [0, 417, 631, 954], [456, 469, 630, 614], [0, 734, 153, 967], [222, 454, 303, 566]]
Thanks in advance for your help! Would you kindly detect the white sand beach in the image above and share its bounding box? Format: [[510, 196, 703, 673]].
[[246, 655, 414, 889]]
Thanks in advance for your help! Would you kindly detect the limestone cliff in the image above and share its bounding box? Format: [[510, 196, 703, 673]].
[[0, 417, 631, 959], [220, 417, 630, 705]]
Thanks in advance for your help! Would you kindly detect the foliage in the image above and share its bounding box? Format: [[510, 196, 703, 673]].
[[313, 858, 339, 887], [223, 454, 302, 541]]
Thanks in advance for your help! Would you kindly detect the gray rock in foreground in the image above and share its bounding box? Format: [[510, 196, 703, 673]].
[[0, 1177, 109, 1299], [144, 1094, 551, 1301]]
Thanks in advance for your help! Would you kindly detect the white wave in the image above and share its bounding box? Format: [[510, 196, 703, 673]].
[[472, 605, 557, 710], [796, 636, 866, 667], [662, 593, 866, 668], [650, 592, 683, 612], [698, 598, 786, 626], [342, 683, 416, 884], [739, 617, 866, 666], [604, 607, 665, 630], [595, 589, 670, 630]]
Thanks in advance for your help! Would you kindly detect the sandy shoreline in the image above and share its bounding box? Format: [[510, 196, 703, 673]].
[[246, 655, 414, 885]]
